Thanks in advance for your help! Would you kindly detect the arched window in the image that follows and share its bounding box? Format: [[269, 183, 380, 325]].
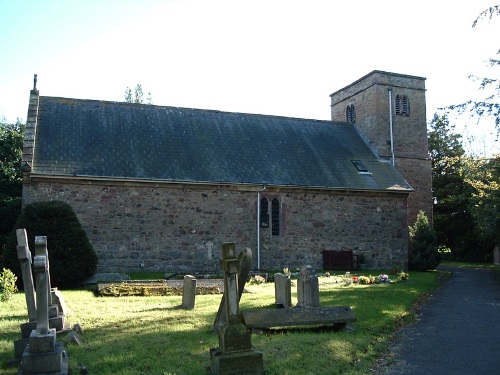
[[395, 95, 401, 114], [271, 198, 280, 236], [402, 95, 410, 115], [346, 104, 356, 123], [260, 197, 269, 227]]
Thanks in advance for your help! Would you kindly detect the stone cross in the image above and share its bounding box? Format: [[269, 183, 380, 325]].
[[212, 247, 252, 330], [22, 247, 67, 374], [221, 243, 240, 324], [210, 243, 263, 374], [33, 251, 50, 335], [35, 236, 52, 306], [16, 229, 36, 322]]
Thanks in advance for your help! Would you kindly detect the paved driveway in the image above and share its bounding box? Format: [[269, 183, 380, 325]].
[[375, 265, 500, 375]]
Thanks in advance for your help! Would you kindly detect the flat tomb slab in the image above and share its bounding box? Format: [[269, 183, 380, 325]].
[[241, 306, 356, 329]]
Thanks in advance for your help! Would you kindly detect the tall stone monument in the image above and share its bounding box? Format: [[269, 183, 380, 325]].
[[210, 243, 263, 375], [13, 231, 70, 364], [212, 247, 252, 331], [20, 237, 68, 374]]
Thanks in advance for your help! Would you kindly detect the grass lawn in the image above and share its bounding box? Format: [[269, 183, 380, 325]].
[[0, 269, 443, 375]]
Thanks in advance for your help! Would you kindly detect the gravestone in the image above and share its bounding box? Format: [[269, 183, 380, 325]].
[[20, 245, 68, 374], [33, 237, 67, 330], [212, 247, 252, 331], [297, 265, 320, 308], [14, 230, 38, 359], [14, 232, 69, 360], [181, 275, 197, 310], [210, 243, 263, 375], [274, 273, 292, 308], [494, 245, 500, 266], [17, 229, 36, 322]]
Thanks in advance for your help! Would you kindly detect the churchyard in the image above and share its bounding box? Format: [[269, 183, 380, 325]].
[[0, 264, 442, 375]]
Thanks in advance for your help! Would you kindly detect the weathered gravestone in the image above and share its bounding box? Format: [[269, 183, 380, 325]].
[[20, 239, 68, 374], [14, 231, 70, 360], [297, 265, 320, 308], [210, 243, 263, 375], [274, 273, 292, 308], [212, 247, 252, 331], [181, 275, 197, 310]]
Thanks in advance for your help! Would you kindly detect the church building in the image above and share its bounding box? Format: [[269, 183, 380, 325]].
[[21, 70, 432, 273]]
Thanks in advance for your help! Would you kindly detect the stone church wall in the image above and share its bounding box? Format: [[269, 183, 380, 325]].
[[23, 180, 409, 273]]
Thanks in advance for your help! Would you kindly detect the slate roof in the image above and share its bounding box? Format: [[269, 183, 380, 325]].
[[32, 96, 412, 192]]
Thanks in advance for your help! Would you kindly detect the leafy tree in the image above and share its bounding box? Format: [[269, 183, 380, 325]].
[[409, 210, 440, 271], [461, 155, 500, 250], [0, 119, 24, 265], [3, 201, 97, 289], [124, 84, 152, 104], [447, 5, 499, 131], [429, 115, 472, 254], [429, 114, 498, 261]]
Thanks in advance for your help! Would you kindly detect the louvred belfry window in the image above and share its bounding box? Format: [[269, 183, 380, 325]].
[[395, 95, 401, 114], [346, 104, 356, 123], [402, 95, 410, 115]]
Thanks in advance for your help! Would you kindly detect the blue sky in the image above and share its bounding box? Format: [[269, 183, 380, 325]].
[[0, 0, 498, 155]]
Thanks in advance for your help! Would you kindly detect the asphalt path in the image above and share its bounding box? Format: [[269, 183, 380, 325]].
[[375, 265, 500, 375]]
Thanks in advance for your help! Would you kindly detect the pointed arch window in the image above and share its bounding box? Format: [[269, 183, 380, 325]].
[[346, 104, 356, 123], [260, 197, 269, 227], [271, 198, 280, 236]]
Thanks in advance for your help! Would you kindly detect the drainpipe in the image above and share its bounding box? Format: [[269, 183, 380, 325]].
[[256, 185, 266, 270], [388, 88, 395, 166]]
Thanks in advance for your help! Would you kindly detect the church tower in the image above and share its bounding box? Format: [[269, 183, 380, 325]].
[[330, 71, 433, 225]]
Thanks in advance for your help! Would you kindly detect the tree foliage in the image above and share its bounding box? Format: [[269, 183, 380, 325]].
[[429, 114, 499, 261], [447, 5, 500, 131], [2, 201, 98, 289], [124, 84, 152, 104], [409, 210, 440, 271], [0, 119, 24, 264]]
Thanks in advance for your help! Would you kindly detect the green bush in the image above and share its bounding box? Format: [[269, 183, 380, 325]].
[[0, 267, 18, 301], [2, 201, 97, 289], [409, 210, 441, 271]]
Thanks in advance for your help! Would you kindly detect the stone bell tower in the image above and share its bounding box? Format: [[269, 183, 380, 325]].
[[330, 70, 433, 225]]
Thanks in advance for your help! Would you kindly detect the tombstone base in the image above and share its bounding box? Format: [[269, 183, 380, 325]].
[[219, 323, 252, 353], [21, 316, 68, 338], [14, 338, 30, 359], [210, 347, 263, 375], [20, 342, 68, 374]]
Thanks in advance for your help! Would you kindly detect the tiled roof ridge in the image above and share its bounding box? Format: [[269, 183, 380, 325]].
[[40, 95, 338, 126]]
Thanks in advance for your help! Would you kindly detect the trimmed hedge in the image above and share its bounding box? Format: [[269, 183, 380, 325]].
[[2, 201, 97, 289]]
